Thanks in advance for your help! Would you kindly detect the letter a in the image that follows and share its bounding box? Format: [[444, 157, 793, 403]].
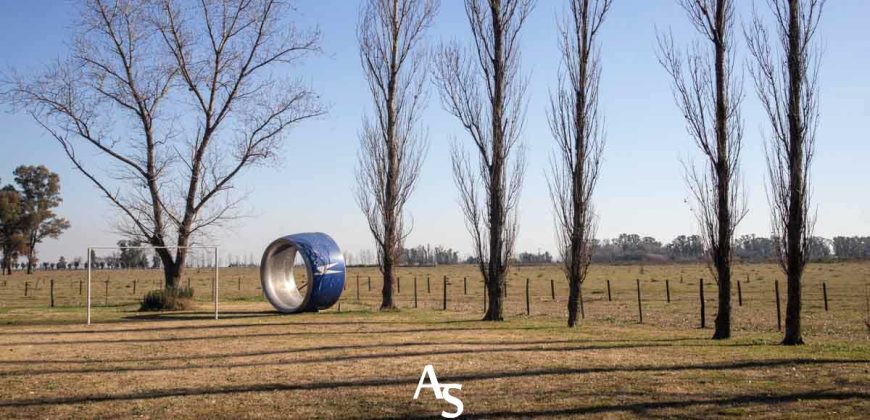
[[413, 364, 443, 400]]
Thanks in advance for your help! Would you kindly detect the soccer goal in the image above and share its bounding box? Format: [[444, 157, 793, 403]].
[[85, 245, 220, 325]]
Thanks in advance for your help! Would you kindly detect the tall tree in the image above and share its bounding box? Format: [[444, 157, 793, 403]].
[[356, 0, 438, 311], [547, 0, 611, 328], [747, 0, 825, 345], [5, 0, 322, 301], [13, 166, 70, 274], [434, 0, 535, 321], [658, 0, 745, 339], [0, 183, 26, 275]]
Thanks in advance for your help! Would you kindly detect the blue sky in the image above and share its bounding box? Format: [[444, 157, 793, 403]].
[[1, 0, 868, 263]]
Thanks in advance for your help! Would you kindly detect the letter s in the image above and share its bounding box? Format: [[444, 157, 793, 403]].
[[440, 384, 463, 419]]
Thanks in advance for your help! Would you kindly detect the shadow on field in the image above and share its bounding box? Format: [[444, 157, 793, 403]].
[[1, 325, 570, 346], [387, 390, 870, 419], [0, 314, 550, 335], [0, 341, 772, 377], [0, 359, 866, 408]]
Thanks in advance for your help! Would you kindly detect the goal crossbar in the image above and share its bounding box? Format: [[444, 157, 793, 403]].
[[86, 246, 220, 325]]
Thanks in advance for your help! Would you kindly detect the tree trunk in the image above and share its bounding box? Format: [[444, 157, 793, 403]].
[[711, 0, 733, 340], [381, 253, 397, 310], [483, 0, 506, 322], [782, 0, 805, 346], [567, 274, 581, 327]]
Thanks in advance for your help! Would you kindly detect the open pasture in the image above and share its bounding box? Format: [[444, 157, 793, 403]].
[[0, 263, 868, 418], [1, 262, 868, 340]]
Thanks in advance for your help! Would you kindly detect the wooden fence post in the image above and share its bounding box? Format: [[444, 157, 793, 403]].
[[397, 277, 401, 294], [238, 277, 241, 291], [699, 278, 705, 328], [442, 276, 447, 310], [551, 279, 555, 300], [525, 278, 530, 316], [775, 279, 782, 331], [133, 279, 137, 295], [822, 282, 828, 311], [665, 279, 670, 303], [368, 276, 372, 292], [737, 281, 742, 306], [606, 279, 612, 301], [356, 275, 360, 301], [636, 279, 643, 323], [79, 279, 82, 295], [463, 277, 467, 295], [24, 281, 29, 297], [427, 276, 431, 294], [105, 278, 110, 306], [50, 279, 55, 308], [413, 276, 418, 308]]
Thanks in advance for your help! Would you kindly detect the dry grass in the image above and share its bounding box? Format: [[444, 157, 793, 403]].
[[0, 263, 868, 418]]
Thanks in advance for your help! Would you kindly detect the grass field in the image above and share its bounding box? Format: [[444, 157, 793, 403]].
[[0, 263, 868, 418]]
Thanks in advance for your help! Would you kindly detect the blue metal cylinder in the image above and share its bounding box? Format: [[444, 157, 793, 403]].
[[259, 232, 345, 313]]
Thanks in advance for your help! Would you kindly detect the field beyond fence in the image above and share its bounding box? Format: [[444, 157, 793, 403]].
[[1, 262, 868, 341]]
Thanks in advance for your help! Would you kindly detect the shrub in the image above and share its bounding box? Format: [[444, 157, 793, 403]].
[[140, 286, 195, 311]]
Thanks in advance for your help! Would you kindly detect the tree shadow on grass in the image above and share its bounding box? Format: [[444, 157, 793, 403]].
[[0, 341, 764, 376], [0, 360, 866, 408], [390, 390, 870, 419]]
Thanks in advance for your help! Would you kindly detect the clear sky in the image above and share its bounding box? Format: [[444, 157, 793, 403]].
[[1, 0, 868, 264]]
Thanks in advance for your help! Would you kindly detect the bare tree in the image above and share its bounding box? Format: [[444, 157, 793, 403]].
[[434, 0, 534, 321], [3, 0, 323, 301], [746, 0, 825, 345], [356, 0, 437, 311], [547, 0, 611, 328], [658, 0, 746, 339]]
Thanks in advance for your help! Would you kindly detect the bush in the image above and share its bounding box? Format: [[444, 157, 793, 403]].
[[139, 286, 195, 311]]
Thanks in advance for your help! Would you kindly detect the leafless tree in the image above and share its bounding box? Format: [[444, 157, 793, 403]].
[[746, 0, 825, 345], [434, 0, 534, 321], [355, 0, 437, 310], [3, 0, 323, 298], [547, 0, 610, 328], [658, 0, 746, 339]]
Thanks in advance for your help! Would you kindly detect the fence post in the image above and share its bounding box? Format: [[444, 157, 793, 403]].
[[636, 279, 643, 323], [79, 279, 83, 295], [607, 279, 612, 301], [699, 278, 705, 329], [775, 279, 782, 331], [665, 279, 670, 303], [356, 275, 360, 301], [737, 281, 743, 306], [133, 279, 137, 295], [551, 279, 555, 300], [368, 276, 372, 292], [397, 277, 401, 294], [105, 278, 110, 306], [525, 278, 530, 316], [413, 276, 418, 308], [822, 282, 828, 311], [238, 277, 241, 291], [427, 276, 431, 294], [24, 281, 28, 297], [50, 279, 55, 308], [463, 277, 467, 295], [442, 276, 447, 310]]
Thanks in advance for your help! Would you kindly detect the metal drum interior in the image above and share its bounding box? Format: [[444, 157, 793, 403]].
[[261, 240, 312, 313]]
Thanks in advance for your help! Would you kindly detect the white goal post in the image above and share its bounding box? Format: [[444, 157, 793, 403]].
[[86, 245, 220, 325]]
